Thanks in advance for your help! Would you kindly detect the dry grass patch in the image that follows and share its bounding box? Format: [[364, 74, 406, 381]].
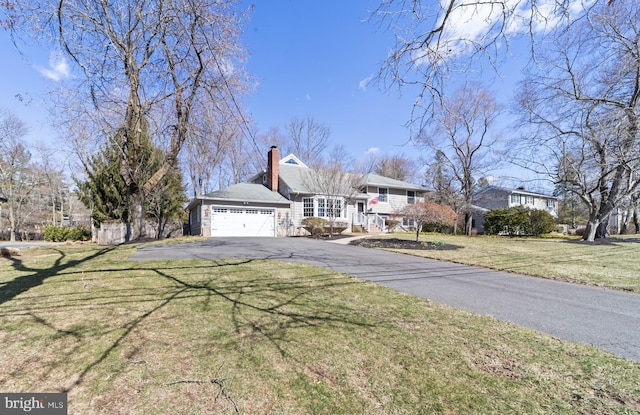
[[0, 244, 639, 414]]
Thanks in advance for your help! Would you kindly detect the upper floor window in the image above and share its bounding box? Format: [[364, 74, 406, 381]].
[[546, 199, 556, 208], [510, 194, 522, 204], [525, 195, 534, 205], [407, 190, 416, 204], [378, 187, 388, 202]]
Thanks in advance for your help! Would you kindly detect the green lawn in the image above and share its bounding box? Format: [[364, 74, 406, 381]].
[[0, 242, 639, 414], [373, 233, 640, 292]]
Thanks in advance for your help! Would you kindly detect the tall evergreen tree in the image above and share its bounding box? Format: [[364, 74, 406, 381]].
[[77, 123, 186, 238]]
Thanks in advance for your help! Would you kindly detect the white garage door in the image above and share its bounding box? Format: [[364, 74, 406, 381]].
[[211, 207, 276, 237]]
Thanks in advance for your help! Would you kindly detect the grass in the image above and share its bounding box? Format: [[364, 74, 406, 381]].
[[0, 242, 639, 414], [374, 233, 640, 292]]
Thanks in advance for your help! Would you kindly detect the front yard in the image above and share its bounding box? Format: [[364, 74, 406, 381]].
[[0, 242, 639, 414], [352, 233, 640, 292]]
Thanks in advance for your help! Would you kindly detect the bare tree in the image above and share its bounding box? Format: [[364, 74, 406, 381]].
[[302, 145, 362, 236], [424, 150, 464, 233], [373, 154, 419, 182], [284, 116, 330, 167], [0, 0, 17, 29], [417, 84, 502, 235], [514, 0, 640, 241], [182, 108, 239, 197], [0, 140, 36, 241], [15, 0, 250, 240], [0, 109, 30, 240], [393, 201, 457, 242], [371, 0, 602, 128]]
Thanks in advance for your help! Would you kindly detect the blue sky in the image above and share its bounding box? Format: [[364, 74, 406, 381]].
[[0, 1, 428, 161], [0, 0, 543, 183], [241, 1, 421, 159]]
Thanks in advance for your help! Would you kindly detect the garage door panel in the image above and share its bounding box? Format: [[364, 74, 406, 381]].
[[211, 207, 275, 237]]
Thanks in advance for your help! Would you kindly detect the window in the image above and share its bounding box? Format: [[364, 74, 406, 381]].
[[213, 208, 227, 213], [407, 190, 416, 204], [303, 198, 314, 217], [246, 209, 258, 214], [317, 198, 326, 217], [403, 217, 416, 227], [229, 208, 243, 214], [378, 188, 388, 202], [510, 194, 522, 204], [525, 195, 534, 205], [328, 199, 343, 218], [546, 199, 556, 208]]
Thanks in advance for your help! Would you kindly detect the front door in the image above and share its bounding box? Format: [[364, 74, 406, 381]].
[[357, 202, 365, 214]]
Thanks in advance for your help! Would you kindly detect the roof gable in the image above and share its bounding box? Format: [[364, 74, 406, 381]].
[[279, 153, 308, 168]]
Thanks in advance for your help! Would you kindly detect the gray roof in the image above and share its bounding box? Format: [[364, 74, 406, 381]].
[[187, 183, 290, 210], [278, 164, 428, 195], [362, 173, 429, 192], [475, 185, 557, 199]]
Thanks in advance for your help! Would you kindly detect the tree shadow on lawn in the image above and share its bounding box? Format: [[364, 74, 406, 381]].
[[562, 237, 640, 246], [0, 247, 116, 306], [1, 253, 385, 395]]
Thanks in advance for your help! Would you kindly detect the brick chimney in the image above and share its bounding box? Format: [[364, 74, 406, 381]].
[[267, 146, 280, 192]]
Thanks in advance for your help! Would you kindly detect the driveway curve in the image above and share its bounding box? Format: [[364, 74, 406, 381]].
[[130, 237, 640, 363]]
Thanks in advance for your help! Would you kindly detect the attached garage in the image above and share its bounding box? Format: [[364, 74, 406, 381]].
[[186, 183, 291, 237], [210, 207, 276, 237]]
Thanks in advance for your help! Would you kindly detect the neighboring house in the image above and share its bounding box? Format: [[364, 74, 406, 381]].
[[471, 186, 559, 233], [187, 146, 428, 237]]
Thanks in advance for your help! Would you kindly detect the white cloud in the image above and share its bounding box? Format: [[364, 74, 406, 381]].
[[359, 74, 374, 91], [417, 0, 596, 63], [36, 51, 70, 81], [305, 93, 311, 101], [365, 147, 380, 155]]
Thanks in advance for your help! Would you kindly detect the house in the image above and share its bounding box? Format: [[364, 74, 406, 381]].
[[471, 186, 559, 233], [186, 146, 429, 237]]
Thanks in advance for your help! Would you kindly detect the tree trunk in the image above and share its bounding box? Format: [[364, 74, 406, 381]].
[[582, 216, 609, 241], [582, 220, 599, 242], [595, 220, 609, 239], [464, 213, 473, 236], [127, 191, 146, 241]]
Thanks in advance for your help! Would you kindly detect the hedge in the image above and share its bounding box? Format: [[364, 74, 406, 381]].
[[484, 207, 556, 236]]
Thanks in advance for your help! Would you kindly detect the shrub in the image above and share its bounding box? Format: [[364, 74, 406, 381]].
[[484, 207, 528, 235], [385, 219, 401, 231], [526, 209, 557, 236], [300, 217, 328, 236], [43, 225, 92, 242], [484, 207, 556, 236]]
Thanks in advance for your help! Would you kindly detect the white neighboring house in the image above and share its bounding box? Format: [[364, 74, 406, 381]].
[[471, 186, 559, 233], [187, 146, 429, 237]]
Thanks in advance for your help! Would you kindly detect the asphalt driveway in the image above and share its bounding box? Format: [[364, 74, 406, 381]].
[[130, 237, 640, 363]]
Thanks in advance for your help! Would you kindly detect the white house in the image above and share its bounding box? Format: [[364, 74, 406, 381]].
[[186, 146, 429, 237]]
